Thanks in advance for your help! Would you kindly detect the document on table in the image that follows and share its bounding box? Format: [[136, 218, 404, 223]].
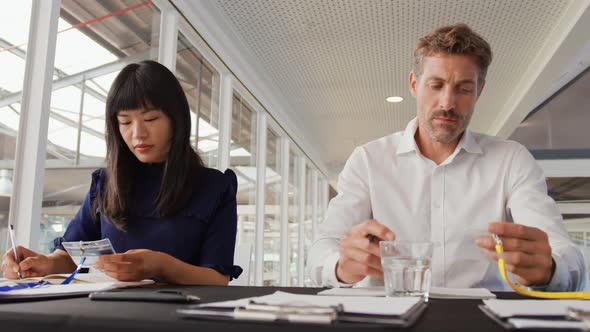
[[480, 299, 590, 330], [178, 291, 428, 327], [13, 272, 120, 285], [482, 299, 590, 318], [0, 276, 153, 301], [198, 291, 423, 315], [317, 286, 496, 299]]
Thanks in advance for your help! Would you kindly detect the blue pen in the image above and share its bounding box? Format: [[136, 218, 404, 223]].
[[8, 224, 22, 279]]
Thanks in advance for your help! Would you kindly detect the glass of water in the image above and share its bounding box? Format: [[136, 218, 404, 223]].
[[379, 241, 434, 297]]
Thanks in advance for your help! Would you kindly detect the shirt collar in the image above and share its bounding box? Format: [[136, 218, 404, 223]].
[[457, 127, 483, 155], [396, 117, 483, 156], [396, 118, 420, 155]]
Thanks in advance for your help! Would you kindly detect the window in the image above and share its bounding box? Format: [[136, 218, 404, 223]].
[[304, 164, 314, 285], [39, 0, 160, 253], [231, 94, 257, 285], [263, 129, 281, 286], [176, 31, 220, 168], [0, 0, 32, 254], [288, 148, 299, 286]]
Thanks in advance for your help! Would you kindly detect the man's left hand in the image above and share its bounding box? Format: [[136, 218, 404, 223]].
[[475, 222, 554, 287]]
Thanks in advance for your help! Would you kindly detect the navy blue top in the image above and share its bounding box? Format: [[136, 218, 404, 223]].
[[53, 163, 242, 280]]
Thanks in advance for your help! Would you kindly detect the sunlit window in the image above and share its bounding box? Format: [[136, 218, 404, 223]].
[[231, 94, 257, 285], [263, 129, 281, 286], [288, 148, 299, 286], [176, 31, 220, 168]]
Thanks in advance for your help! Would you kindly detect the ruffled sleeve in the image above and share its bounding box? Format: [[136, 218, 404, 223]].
[[198, 169, 243, 280]]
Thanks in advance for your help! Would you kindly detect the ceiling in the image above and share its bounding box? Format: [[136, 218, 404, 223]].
[[177, 0, 590, 182], [509, 67, 590, 150]]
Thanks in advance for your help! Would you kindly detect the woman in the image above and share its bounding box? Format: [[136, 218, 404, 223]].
[[1, 60, 241, 285]]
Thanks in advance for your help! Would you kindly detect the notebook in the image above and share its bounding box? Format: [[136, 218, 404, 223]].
[[480, 299, 590, 330], [0, 273, 153, 302]]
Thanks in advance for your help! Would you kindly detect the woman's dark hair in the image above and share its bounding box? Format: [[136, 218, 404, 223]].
[[96, 60, 204, 230]]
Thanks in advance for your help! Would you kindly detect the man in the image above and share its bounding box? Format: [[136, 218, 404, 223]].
[[308, 23, 585, 291]]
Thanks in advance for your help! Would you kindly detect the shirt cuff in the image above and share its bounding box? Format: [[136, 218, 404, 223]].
[[544, 253, 571, 291], [321, 251, 354, 288]]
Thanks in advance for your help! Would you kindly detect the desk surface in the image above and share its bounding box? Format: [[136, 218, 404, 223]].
[[0, 286, 523, 332]]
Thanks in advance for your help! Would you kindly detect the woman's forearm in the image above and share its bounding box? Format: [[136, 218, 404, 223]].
[[157, 253, 230, 285], [49, 249, 77, 274]]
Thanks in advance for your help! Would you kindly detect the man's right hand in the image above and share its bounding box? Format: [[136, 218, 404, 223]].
[[336, 219, 395, 284], [1, 246, 52, 279]]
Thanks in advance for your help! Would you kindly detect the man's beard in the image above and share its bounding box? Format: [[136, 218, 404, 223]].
[[423, 109, 470, 144]]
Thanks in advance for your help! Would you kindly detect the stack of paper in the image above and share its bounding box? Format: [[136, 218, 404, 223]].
[[480, 299, 590, 330], [318, 286, 496, 299], [178, 291, 427, 326]]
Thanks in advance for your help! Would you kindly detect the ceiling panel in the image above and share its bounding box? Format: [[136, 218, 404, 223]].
[[208, 0, 578, 175]]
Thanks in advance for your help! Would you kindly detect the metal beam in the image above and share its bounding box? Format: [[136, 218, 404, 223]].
[[254, 112, 267, 286], [297, 156, 306, 287], [538, 159, 590, 177], [558, 202, 590, 215], [9, 0, 61, 249], [217, 73, 233, 171], [0, 37, 112, 107], [311, 169, 318, 243], [0, 49, 153, 108], [158, 1, 179, 72], [279, 137, 290, 286]]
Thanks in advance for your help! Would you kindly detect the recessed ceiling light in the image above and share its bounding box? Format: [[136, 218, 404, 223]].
[[386, 96, 403, 103]]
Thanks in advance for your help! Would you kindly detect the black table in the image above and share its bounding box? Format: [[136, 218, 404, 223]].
[[0, 286, 524, 331]]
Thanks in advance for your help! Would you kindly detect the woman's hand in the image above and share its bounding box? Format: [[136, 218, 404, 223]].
[[94, 249, 166, 281], [1, 246, 53, 279]]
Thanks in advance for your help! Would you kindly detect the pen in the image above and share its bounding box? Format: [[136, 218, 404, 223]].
[[8, 224, 22, 279]]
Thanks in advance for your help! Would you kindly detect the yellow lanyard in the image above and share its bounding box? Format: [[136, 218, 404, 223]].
[[493, 234, 590, 299]]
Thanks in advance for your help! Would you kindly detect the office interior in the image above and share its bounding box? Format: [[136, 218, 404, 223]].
[[0, 0, 589, 288]]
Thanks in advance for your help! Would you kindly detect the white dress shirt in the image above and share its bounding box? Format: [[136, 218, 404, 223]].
[[309, 118, 586, 291]]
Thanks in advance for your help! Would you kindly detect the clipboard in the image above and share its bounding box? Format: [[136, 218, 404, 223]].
[[479, 303, 589, 330], [178, 299, 427, 327]]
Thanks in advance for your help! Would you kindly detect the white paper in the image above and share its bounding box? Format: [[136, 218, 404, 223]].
[[1, 282, 121, 296], [14, 273, 118, 285], [318, 286, 496, 299], [429, 287, 496, 299], [483, 299, 590, 318], [200, 291, 422, 316], [0, 279, 153, 298], [508, 318, 587, 330]]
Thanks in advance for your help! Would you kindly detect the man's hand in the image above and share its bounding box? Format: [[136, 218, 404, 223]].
[[336, 219, 395, 284], [476, 222, 554, 286]]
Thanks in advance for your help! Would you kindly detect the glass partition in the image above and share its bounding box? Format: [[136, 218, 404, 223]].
[[263, 129, 281, 286], [304, 164, 314, 285], [288, 149, 299, 286], [176, 31, 220, 168], [230, 94, 257, 285]]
